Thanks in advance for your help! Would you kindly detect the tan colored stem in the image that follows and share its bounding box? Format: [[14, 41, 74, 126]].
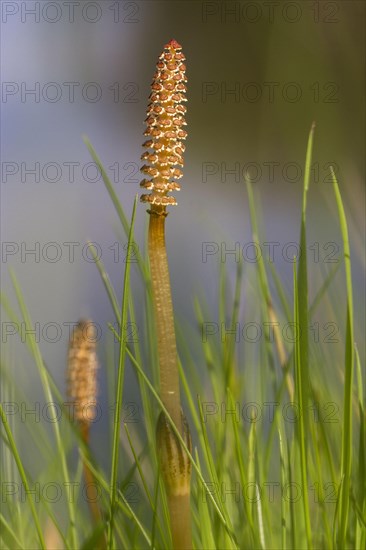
[[80, 422, 106, 549], [168, 494, 192, 550], [149, 206, 192, 549], [148, 208, 182, 431]]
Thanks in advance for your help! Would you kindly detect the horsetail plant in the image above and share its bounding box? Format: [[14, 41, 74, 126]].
[[140, 39, 192, 549], [67, 319, 106, 548]]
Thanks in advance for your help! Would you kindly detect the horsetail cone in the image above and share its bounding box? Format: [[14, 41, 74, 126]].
[[140, 39, 187, 211], [67, 319, 98, 424]]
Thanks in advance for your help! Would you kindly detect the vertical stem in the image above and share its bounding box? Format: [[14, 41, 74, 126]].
[[148, 208, 182, 432], [168, 495, 192, 550], [80, 423, 107, 550], [80, 423, 104, 524], [149, 207, 192, 549]]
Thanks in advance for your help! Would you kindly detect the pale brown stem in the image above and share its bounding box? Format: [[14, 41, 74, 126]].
[[148, 208, 182, 431], [148, 206, 192, 549], [168, 494, 192, 550], [80, 422, 106, 549]]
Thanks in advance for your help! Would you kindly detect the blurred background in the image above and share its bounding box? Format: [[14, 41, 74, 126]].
[[1, 1, 365, 455]]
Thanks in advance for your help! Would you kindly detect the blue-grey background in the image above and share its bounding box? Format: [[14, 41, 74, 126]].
[[1, 1, 365, 451]]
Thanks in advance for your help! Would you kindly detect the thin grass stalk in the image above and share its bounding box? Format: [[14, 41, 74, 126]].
[[80, 424, 106, 529], [293, 259, 312, 548], [278, 426, 287, 550], [354, 346, 366, 549], [330, 167, 355, 547], [297, 122, 316, 437], [108, 196, 138, 548]]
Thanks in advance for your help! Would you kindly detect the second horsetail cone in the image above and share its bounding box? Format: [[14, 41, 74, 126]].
[[67, 319, 99, 424]]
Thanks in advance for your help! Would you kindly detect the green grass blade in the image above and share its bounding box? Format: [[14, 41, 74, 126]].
[[330, 167, 355, 547], [278, 426, 287, 550], [128, 295, 156, 450], [151, 469, 161, 549], [293, 259, 312, 548], [117, 490, 152, 547], [223, 259, 243, 394], [248, 420, 265, 549], [287, 439, 297, 549], [194, 448, 216, 550], [297, 122, 316, 433], [245, 176, 270, 305], [355, 345, 365, 548], [107, 195, 138, 548]]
